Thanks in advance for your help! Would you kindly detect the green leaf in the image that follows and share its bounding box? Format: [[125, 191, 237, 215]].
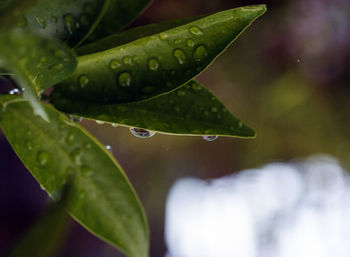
[[52, 80, 255, 138], [0, 30, 77, 120], [0, 95, 149, 257], [20, 0, 106, 46], [52, 5, 266, 105], [6, 184, 71, 257], [86, 0, 152, 43]]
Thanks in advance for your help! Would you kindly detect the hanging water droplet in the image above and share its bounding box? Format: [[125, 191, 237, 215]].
[[189, 26, 204, 36], [122, 56, 132, 65], [9, 88, 21, 95], [35, 16, 46, 28], [64, 14, 77, 35], [78, 75, 89, 88], [193, 45, 208, 62], [105, 145, 112, 153], [111, 123, 118, 127], [96, 120, 104, 124], [173, 49, 186, 64], [186, 39, 196, 47], [202, 135, 218, 141], [130, 128, 156, 138], [37, 151, 49, 166], [109, 59, 121, 70], [148, 58, 160, 71], [69, 115, 83, 123], [118, 72, 131, 87]]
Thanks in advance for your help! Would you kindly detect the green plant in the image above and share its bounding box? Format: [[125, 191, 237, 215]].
[[0, 1, 266, 256]]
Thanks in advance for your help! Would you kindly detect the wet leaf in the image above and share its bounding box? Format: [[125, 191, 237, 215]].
[[52, 80, 255, 138], [52, 5, 266, 105], [0, 95, 149, 257]]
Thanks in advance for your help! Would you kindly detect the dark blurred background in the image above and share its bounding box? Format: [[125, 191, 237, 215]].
[[0, 0, 349, 256]]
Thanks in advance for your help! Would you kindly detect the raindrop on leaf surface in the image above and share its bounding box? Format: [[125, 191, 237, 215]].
[[189, 26, 204, 36], [173, 49, 186, 64], [130, 128, 156, 138], [202, 135, 218, 141], [118, 72, 132, 87]]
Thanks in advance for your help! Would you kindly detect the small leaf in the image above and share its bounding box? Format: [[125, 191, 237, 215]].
[[0, 95, 149, 257], [86, 0, 152, 43], [6, 184, 71, 257], [51, 80, 255, 138], [52, 5, 266, 105]]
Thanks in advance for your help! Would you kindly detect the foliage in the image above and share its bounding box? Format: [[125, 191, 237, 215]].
[[0, 1, 266, 256]]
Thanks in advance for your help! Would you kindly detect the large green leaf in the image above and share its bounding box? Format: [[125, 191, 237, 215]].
[[52, 80, 255, 138], [0, 95, 149, 257], [52, 5, 266, 105], [0, 30, 76, 120], [6, 184, 71, 257], [86, 0, 152, 43]]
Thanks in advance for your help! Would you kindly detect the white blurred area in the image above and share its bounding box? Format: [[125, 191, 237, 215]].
[[165, 155, 350, 257]]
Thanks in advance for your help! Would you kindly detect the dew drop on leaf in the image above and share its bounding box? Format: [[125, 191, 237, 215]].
[[193, 45, 208, 61], [109, 59, 121, 70], [37, 151, 49, 166], [118, 72, 132, 87], [130, 128, 156, 138], [105, 145, 112, 153], [35, 16, 46, 28], [148, 58, 160, 71], [78, 75, 89, 88], [122, 56, 132, 65], [9, 88, 22, 95], [159, 32, 169, 41], [71, 147, 83, 165], [111, 123, 119, 127], [96, 120, 105, 124], [173, 49, 186, 64], [64, 14, 77, 35], [189, 26, 204, 36], [202, 135, 218, 141], [186, 39, 196, 47]]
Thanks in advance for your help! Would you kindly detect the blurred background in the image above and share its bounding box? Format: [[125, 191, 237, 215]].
[[0, 0, 349, 256]]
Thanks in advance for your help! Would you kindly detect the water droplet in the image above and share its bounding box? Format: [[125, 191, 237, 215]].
[[96, 120, 104, 124], [111, 123, 118, 127], [148, 58, 159, 71], [193, 45, 208, 62], [9, 88, 21, 95], [81, 166, 93, 176], [35, 16, 46, 28], [177, 90, 185, 96], [122, 56, 132, 65], [109, 59, 121, 70], [17, 16, 28, 28], [186, 39, 196, 47], [202, 135, 218, 141], [173, 49, 186, 64], [69, 115, 83, 123], [66, 132, 75, 145], [37, 151, 49, 166], [71, 147, 82, 165], [105, 145, 112, 153], [78, 75, 89, 88], [64, 14, 77, 35], [211, 106, 218, 112], [118, 72, 131, 87], [189, 26, 204, 36], [49, 63, 63, 70], [159, 33, 169, 41], [191, 83, 202, 92], [80, 14, 90, 26], [130, 128, 156, 138], [25, 140, 33, 151]]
